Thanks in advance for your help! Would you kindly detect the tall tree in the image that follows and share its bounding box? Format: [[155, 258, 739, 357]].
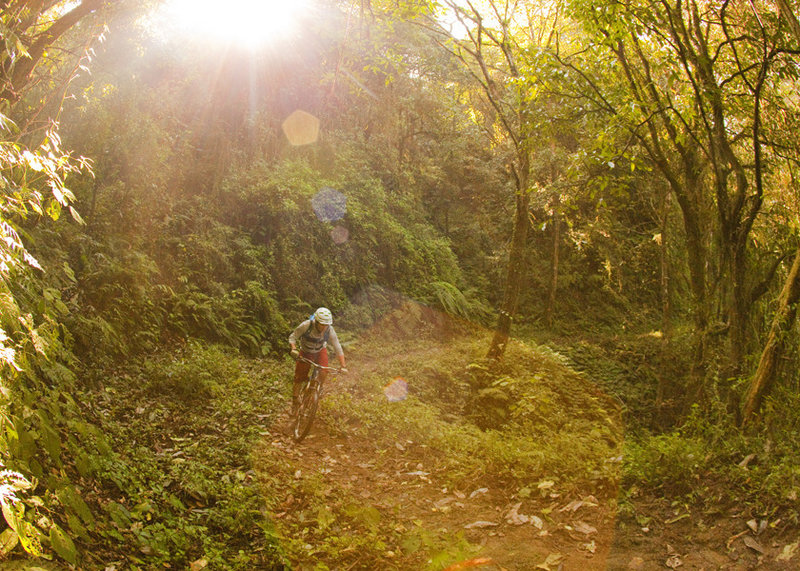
[[409, 0, 567, 360], [568, 0, 798, 378]]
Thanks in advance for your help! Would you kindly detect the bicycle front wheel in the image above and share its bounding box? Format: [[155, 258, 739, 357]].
[[291, 383, 319, 442]]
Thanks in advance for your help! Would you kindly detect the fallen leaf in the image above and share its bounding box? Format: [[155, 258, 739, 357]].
[[464, 521, 498, 529], [627, 556, 645, 569], [777, 542, 799, 561], [665, 554, 682, 569], [506, 502, 530, 525], [536, 552, 564, 570], [190, 559, 208, 571], [469, 487, 489, 499], [743, 535, 765, 554], [559, 499, 585, 512], [582, 540, 597, 554], [434, 497, 456, 509], [573, 521, 598, 535], [530, 515, 544, 529]]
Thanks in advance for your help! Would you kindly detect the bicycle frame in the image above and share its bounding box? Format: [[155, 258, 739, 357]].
[[290, 356, 342, 442]]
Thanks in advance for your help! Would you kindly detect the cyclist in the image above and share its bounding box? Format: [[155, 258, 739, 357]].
[[288, 307, 347, 413]]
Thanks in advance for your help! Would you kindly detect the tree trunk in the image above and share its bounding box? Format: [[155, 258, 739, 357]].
[[545, 195, 560, 329], [656, 190, 672, 407], [742, 249, 800, 424], [487, 158, 531, 361]]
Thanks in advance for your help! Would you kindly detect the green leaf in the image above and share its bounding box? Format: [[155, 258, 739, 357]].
[[49, 524, 78, 565], [0, 528, 19, 554]]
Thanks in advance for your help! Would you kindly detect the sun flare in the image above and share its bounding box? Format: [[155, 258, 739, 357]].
[[160, 0, 308, 49]]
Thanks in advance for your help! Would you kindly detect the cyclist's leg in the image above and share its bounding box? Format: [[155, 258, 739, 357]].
[[317, 348, 330, 385], [292, 357, 312, 413]]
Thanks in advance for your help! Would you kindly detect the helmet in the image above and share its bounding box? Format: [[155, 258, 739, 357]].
[[314, 307, 333, 325]]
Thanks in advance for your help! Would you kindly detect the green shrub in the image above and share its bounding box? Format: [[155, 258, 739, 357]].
[[142, 342, 238, 400]]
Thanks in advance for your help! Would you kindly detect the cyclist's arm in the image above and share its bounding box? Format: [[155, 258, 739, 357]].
[[288, 320, 310, 356]]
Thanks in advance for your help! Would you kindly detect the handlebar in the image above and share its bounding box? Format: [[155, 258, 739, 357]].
[[295, 355, 345, 373]]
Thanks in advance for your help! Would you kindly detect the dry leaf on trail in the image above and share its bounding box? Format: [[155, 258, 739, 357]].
[[434, 497, 457, 509], [190, 559, 208, 571], [581, 540, 597, 554], [535, 552, 564, 570], [627, 556, 645, 569], [469, 487, 489, 499], [506, 502, 530, 525], [743, 535, 766, 554], [665, 554, 683, 569], [530, 514, 544, 529], [559, 496, 598, 513], [464, 520, 499, 529], [745, 518, 767, 534], [777, 542, 799, 561], [572, 521, 597, 535]]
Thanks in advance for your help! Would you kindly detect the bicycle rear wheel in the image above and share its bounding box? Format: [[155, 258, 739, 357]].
[[291, 382, 319, 442]]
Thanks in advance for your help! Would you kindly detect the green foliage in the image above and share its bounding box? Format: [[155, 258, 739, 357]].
[[73, 344, 290, 568], [142, 342, 238, 400], [425, 281, 491, 323]]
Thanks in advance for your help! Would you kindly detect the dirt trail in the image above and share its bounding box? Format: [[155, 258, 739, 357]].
[[265, 408, 796, 570], [265, 403, 617, 570], [256, 311, 797, 570]]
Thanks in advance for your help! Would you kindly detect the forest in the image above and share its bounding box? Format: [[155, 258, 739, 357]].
[[2, 0, 800, 569]]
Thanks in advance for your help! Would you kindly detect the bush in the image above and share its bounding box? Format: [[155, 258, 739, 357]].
[[142, 342, 238, 400]]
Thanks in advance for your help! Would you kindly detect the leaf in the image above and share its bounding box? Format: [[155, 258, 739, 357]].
[[777, 542, 798, 561], [743, 535, 765, 554], [50, 524, 78, 565], [463, 521, 498, 529], [572, 521, 597, 535], [0, 528, 19, 555], [69, 206, 85, 225], [536, 552, 564, 570]]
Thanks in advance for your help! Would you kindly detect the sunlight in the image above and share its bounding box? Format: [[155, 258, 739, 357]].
[[160, 0, 309, 49]]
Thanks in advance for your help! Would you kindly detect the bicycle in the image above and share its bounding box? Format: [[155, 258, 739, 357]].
[[290, 356, 344, 442]]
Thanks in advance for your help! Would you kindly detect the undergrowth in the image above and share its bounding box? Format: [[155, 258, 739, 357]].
[[621, 387, 800, 525], [57, 343, 289, 569]]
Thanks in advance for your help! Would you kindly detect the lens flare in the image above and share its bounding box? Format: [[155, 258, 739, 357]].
[[384, 378, 408, 402], [312, 187, 347, 222], [282, 110, 320, 146]]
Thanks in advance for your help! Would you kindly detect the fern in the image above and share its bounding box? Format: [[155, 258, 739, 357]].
[[427, 281, 474, 319]]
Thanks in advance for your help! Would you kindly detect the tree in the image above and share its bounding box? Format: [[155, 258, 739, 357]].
[[407, 0, 569, 360], [568, 0, 800, 380]]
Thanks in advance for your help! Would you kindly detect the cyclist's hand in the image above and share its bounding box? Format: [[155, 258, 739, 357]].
[[290, 349, 299, 359]]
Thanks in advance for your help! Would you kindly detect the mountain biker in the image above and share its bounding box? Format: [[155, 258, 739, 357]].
[[288, 307, 347, 413]]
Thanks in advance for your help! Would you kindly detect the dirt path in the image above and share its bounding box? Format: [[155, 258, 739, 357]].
[[255, 317, 798, 570], [263, 405, 617, 570], [263, 410, 798, 570]]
